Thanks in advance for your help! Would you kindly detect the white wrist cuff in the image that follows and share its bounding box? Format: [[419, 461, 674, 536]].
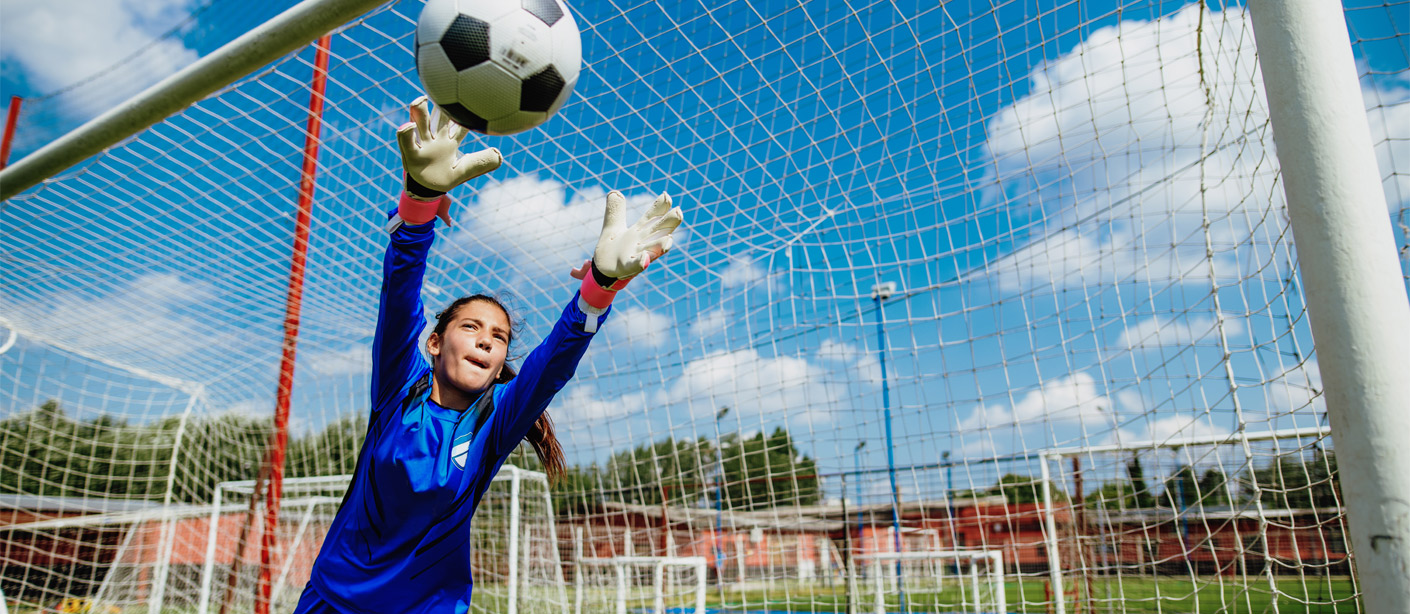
[[578, 295, 608, 333], [385, 214, 407, 234]]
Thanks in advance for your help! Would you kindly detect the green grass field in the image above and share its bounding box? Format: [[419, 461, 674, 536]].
[[5, 577, 1358, 614], [688, 577, 1359, 613]]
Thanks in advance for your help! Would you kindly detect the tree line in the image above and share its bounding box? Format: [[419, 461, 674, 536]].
[[2, 400, 1339, 512], [1082, 453, 1341, 511], [0, 400, 820, 513]]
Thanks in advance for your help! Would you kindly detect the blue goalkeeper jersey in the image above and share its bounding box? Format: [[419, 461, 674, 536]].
[[301, 215, 607, 614]]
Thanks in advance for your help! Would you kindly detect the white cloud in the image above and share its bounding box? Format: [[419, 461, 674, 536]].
[[0, 273, 226, 361], [1364, 85, 1410, 208], [960, 372, 1113, 431], [306, 345, 372, 376], [217, 399, 266, 418], [1112, 414, 1232, 449], [689, 308, 732, 338], [0, 0, 198, 115], [656, 348, 838, 425], [1118, 314, 1244, 350], [956, 372, 1120, 457], [991, 228, 1195, 291], [1263, 359, 1324, 414], [1114, 389, 1146, 415], [559, 336, 896, 434], [719, 256, 770, 289], [815, 339, 881, 386], [555, 384, 648, 424], [983, 5, 1409, 292], [606, 306, 674, 349], [445, 175, 662, 282]]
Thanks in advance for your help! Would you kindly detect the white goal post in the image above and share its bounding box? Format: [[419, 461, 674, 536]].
[[856, 550, 1006, 614], [572, 555, 707, 614], [3, 0, 1409, 613], [1039, 426, 1338, 614], [195, 465, 565, 614]]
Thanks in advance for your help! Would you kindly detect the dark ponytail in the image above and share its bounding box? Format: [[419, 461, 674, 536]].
[[434, 294, 567, 483], [526, 413, 565, 482]]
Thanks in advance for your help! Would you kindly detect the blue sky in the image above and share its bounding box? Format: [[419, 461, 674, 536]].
[[1, 0, 1407, 502]]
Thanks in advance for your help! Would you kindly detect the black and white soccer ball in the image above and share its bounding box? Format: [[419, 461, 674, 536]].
[[415, 0, 581, 135]]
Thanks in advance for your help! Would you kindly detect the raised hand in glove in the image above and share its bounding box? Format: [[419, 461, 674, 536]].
[[390, 96, 502, 230], [571, 191, 684, 322]]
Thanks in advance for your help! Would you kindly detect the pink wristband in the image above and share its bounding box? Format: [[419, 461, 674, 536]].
[[579, 275, 617, 310], [398, 191, 446, 226], [579, 274, 635, 310]]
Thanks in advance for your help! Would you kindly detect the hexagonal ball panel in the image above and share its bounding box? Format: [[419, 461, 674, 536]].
[[546, 75, 577, 117], [488, 10, 553, 80], [456, 62, 523, 121], [519, 65, 565, 113], [417, 43, 461, 107], [440, 102, 488, 133], [548, 10, 581, 84], [441, 14, 491, 71], [487, 110, 548, 136], [521, 0, 563, 26], [417, 0, 460, 48], [455, 0, 520, 24]]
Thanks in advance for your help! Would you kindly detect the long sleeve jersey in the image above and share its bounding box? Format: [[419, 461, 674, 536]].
[[303, 214, 607, 613]]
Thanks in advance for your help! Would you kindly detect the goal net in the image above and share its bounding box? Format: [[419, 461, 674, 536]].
[[857, 550, 1006, 614], [7, 466, 564, 614], [2, 0, 1406, 613], [1038, 428, 1348, 614], [571, 554, 707, 614], [183, 467, 563, 614]]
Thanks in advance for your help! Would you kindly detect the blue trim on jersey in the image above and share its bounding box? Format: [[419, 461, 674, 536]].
[[299, 212, 606, 614]]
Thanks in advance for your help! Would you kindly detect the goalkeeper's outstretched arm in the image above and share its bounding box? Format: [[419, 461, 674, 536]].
[[485, 190, 683, 464], [370, 96, 501, 408]]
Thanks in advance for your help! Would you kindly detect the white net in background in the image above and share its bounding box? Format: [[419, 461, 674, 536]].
[[1041, 431, 1348, 614], [184, 476, 348, 614], [73, 466, 564, 614], [571, 555, 707, 614], [1, 0, 1407, 613], [856, 550, 1005, 614]]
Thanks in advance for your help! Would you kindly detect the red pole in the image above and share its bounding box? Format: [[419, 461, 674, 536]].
[[0, 96, 22, 169], [221, 449, 272, 614], [256, 34, 332, 614]]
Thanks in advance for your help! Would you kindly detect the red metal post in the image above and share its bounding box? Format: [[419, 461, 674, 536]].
[[256, 34, 332, 614], [222, 450, 272, 614], [0, 96, 23, 169]]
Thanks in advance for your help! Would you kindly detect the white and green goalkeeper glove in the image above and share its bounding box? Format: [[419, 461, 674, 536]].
[[571, 191, 684, 329], [389, 96, 501, 231]]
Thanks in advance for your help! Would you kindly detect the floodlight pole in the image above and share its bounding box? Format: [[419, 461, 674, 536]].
[[712, 406, 729, 606], [943, 450, 957, 576], [853, 441, 866, 550], [871, 282, 905, 611], [255, 34, 332, 614], [851, 440, 866, 614], [1249, 2, 1410, 613]]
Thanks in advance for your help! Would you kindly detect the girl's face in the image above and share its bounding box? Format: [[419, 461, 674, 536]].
[[428, 300, 510, 396]]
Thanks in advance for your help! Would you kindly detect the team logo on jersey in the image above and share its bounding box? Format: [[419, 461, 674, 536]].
[[451, 433, 473, 469]]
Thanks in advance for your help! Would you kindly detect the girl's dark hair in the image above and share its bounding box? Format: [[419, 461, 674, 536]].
[[432, 294, 566, 482]]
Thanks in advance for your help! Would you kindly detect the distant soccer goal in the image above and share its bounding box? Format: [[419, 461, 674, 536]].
[[2, 0, 1406, 612], [1036, 427, 1347, 614], [571, 553, 707, 614], [186, 466, 564, 614], [857, 550, 1006, 614]]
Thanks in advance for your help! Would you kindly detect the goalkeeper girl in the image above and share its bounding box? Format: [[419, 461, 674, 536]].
[[295, 97, 683, 614]]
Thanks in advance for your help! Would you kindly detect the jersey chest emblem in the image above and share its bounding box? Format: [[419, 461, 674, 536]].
[[451, 391, 491, 470], [451, 439, 470, 469]]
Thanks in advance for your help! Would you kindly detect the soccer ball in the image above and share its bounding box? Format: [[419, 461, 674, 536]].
[[415, 0, 581, 135]]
